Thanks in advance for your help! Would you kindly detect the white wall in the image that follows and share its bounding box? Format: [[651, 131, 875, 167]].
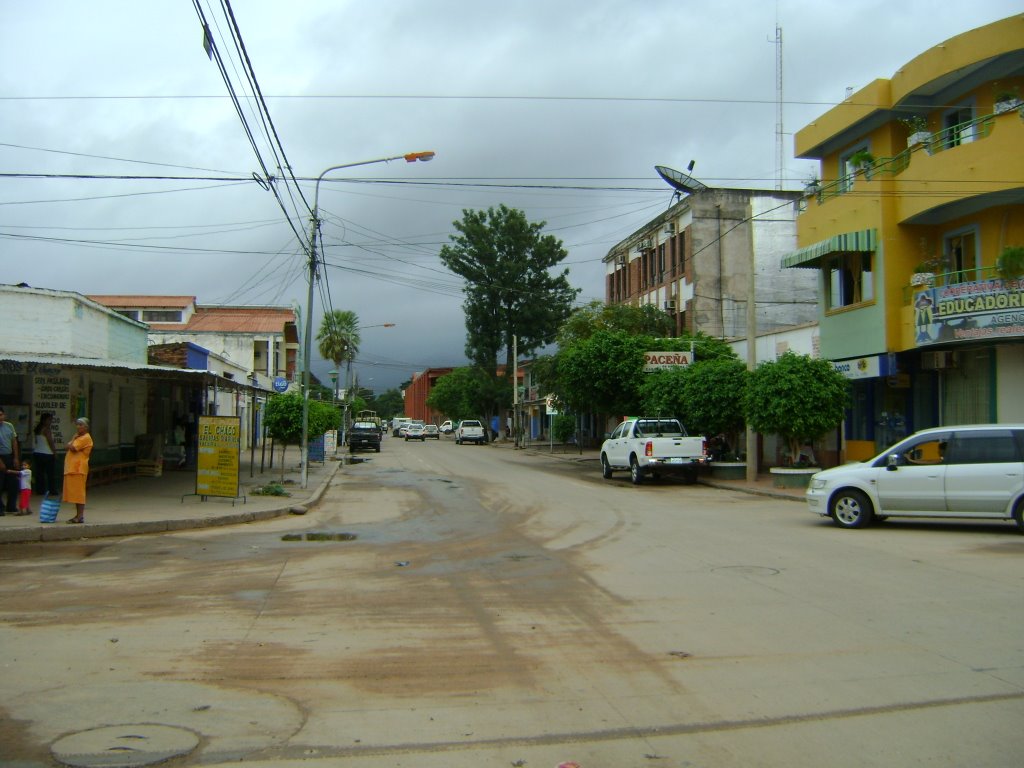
[[0, 287, 147, 362], [996, 344, 1024, 422]]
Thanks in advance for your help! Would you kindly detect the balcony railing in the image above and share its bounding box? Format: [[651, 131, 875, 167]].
[[902, 265, 1000, 304], [806, 112, 1000, 207]]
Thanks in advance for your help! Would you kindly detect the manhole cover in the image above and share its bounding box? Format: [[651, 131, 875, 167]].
[[52, 724, 199, 767], [281, 532, 357, 542]]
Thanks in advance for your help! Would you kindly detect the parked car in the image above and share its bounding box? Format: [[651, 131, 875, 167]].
[[348, 421, 382, 453], [455, 419, 486, 445], [404, 424, 427, 441], [424, 424, 441, 439], [807, 424, 1024, 531], [600, 417, 706, 484], [440, 420, 454, 434]]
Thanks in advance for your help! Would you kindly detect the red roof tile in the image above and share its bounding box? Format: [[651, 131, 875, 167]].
[[87, 295, 196, 308]]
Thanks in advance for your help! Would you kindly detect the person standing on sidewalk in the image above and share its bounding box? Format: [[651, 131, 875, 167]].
[[63, 417, 93, 524], [32, 412, 57, 495], [6, 459, 33, 516], [0, 407, 20, 515]]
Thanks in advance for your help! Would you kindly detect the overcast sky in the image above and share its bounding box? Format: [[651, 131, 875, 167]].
[[2, 1, 1019, 392]]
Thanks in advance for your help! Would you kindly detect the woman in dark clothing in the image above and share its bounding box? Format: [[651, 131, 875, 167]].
[[32, 412, 57, 495]]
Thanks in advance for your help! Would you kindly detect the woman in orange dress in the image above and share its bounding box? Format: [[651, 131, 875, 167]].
[[63, 417, 93, 523]]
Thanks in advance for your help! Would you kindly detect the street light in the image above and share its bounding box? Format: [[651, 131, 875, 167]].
[[301, 155, 433, 489]]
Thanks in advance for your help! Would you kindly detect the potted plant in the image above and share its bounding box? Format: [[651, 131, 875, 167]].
[[994, 85, 1022, 115], [742, 352, 850, 488], [995, 245, 1024, 283], [911, 254, 944, 286], [899, 115, 931, 149], [848, 149, 876, 179]]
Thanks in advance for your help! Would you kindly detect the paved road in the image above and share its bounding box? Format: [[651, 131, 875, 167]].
[[1, 436, 1022, 767]]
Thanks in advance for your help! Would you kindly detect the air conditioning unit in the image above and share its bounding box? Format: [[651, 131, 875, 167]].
[[615, 255, 626, 266], [664, 300, 676, 312], [664, 222, 676, 236], [920, 351, 956, 370], [638, 238, 653, 251]]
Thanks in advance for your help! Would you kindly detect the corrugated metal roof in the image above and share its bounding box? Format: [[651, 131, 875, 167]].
[[0, 353, 270, 391]]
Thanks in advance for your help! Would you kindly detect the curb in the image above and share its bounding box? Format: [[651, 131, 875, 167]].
[[698, 478, 806, 503], [0, 462, 342, 544]]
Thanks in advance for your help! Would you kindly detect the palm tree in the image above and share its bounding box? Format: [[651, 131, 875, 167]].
[[317, 310, 361, 401]]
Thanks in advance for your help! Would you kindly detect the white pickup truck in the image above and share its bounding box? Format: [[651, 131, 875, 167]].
[[600, 418, 707, 485], [455, 419, 487, 445]]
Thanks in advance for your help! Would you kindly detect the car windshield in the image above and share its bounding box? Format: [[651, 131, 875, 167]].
[[636, 420, 684, 437], [353, 422, 376, 429]]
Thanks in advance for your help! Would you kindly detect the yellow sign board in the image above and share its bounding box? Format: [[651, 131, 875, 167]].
[[196, 415, 241, 498]]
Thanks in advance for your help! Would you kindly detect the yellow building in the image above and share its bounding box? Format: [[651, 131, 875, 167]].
[[786, 15, 1024, 460]]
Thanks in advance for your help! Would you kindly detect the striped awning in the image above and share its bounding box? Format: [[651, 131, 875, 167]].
[[782, 229, 877, 269]]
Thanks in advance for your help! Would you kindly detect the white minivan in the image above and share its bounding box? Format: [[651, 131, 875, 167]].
[[807, 424, 1024, 531]]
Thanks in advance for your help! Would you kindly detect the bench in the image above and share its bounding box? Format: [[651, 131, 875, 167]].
[[87, 462, 138, 487]]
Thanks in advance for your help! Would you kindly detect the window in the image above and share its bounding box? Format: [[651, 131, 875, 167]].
[[142, 310, 183, 323], [944, 228, 978, 282], [948, 431, 1021, 464], [942, 105, 975, 149], [826, 252, 874, 310], [839, 145, 868, 193], [658, 244, 666, 280], [881, 434, 950, 467]]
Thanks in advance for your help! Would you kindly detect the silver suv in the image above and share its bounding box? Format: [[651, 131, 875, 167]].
[[807, 425, 1024, 531]]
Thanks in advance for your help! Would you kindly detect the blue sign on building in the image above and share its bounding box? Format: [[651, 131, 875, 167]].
[[273, 376, 289, 393]]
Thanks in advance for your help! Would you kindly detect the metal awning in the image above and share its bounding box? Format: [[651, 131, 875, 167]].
[[0, 353, 272, 393], [782, 228, 877, 269]]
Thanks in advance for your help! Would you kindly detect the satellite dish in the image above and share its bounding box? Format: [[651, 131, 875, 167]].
[[655, 163, 708, 195]]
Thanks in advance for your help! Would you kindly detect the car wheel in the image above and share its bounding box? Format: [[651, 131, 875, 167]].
[[1013, 499, 1024, 534], [629, 455, 644, 485], [375, 446, 381, 453], [830, 488, 874, 528], [600, 454, 613, 479]]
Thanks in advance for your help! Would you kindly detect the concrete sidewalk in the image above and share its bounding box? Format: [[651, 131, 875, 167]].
[[506, 440, 808, 502], [0, 452, 341, 544]]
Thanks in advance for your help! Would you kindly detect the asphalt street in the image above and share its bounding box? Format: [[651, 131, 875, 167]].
[[1, 436, 1022, 768]]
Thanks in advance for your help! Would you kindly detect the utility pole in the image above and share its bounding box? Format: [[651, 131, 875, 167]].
[[512, 335, 519, 448], [746, 200, 758, 482]]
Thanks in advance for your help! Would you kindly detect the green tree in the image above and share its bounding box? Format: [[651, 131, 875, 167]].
[[427, 367, 510, 424], [263, 391, 341, 478], [557, 300, 673, 346], [317, 310, 360, 398], [552, 413, 577, 445], [440, 205, 580, 377], [557, 329, 650, 416], [743, 351, 850, 464], [373, 389, 404, 421], [641, 358, 748, 439]]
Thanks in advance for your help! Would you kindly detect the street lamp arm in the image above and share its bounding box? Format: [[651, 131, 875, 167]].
[[300, 152, 434, 489], [314, 151, 435, 185]]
